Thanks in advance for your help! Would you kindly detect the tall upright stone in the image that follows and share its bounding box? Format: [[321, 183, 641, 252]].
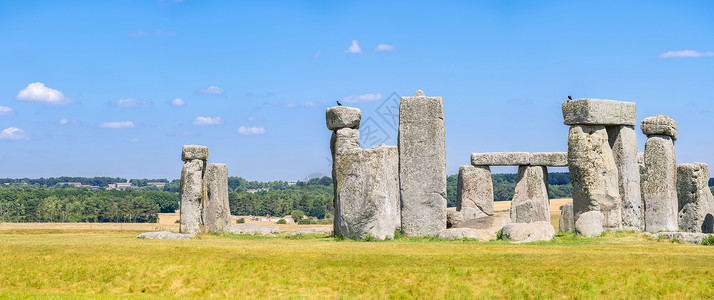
[[677, 163, 714, 233], [559, 202, 574, 233], [399, 90, 447, 236], [641, 115, 678, 232], [607, 125, 642, 230], [204, 163, 230, 233], [327, 107, 362, 237], [457, 165, 494, 220], [510, 166, 550, 223], [180, 145, 208, 234]]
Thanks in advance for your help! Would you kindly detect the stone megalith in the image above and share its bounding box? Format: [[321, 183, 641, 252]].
[[676, 163, 714, 233], [327, 106, 362, 237], [180, 145, 208, 234], [575, 211, 604, 237], [510, 165, 550, 223], [607, 125, 642, 231], [204, 163, 230, 233], [326, 106, 361, 131], [567, 125, 622, 230], [457, 165, 494, 220], [398, 90, 447, 237], [334, 145, 400, 240], [641, 115, 678, 232], [559, 202, 574, 233]]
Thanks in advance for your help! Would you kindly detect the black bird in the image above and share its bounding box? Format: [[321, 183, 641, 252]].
[[336, 101, 342, 106], [568, 95, 573, 101]]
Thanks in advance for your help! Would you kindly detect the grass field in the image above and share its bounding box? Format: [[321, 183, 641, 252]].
[[1, 229, 714, 299]]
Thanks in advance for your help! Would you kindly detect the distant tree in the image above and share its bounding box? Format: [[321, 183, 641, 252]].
[[291, 210, 305, 222]]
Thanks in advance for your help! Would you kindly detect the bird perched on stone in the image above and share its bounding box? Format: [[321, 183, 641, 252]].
[[336, 101, 342, 106], [568, 95, 573, 101]]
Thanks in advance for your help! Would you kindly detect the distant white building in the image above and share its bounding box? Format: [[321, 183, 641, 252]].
[[286, 180, 298, 186]]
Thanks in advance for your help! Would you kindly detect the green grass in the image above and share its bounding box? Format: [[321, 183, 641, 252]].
[[1, 230, 714, 299]]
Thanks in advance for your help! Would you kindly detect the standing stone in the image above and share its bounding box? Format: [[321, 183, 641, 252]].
[[510, 166, 550, 223], [204, 163, 230, 233], [638, 152, 646, 228], [641, 115, 678, 233], [457, 165, 494, 220], [327, 107, 362, 237], [179, 145, 208, 234], [399, 90, 447, 237], [559, 202, 574, 233], [607, 125, 642, 231], [330, 128, 360, 157], [677, 163, 714, 233], [568, 125, 622, 230], [334, 145, 400, 240]]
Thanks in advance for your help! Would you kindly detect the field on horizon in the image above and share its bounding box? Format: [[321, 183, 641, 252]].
[[1, 229, 713, 299]]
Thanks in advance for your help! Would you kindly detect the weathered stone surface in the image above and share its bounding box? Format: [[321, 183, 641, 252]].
[[530, 152, 568, 167], [326, 106, 361, 131], [457, 165, 493, 220], [137, 231, 195, 239], [641, 115, 677, 140], [204, 163, 230, 234], [638, 152, 646, 227], [652, 232, 712, 244], [501, 221, 555, 243], [677, 163, 714, 233], [575, 211, 604, 237], [559, 202, 574, 233], [607, 125, 642, 231], [182, 145, 209, 161], [471, 152, 530, 166], [335, 145, 400, 240], [568, 125, 622, 231], [437, 228, 479, 240], [454, 215, 510, 241], [399, 90, 446, 237], [180, 159, 205, 234], [330, 128, 360, 157], [511, 166, 550, 223], [562, 98, 636, 126], [288, 227, 334, 236], [446, 210, 464, 228], [643, 135, 678, 232], [228, 223, 280, 235]]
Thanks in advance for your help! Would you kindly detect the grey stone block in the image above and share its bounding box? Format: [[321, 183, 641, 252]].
[[511, 166, 550, 223], [607, 125, 642, 231], [326, 106, 361, 131], [677, 163, 714, 233], [559, 202, 574, 233], [530, 152, 567, 167], [180, 159, 205, 234], [471, 152, 530, 166], [641, 115, 677, 140], [456, 165, 493, 220], [562, 98, 636, 126], [204, 163, 231, 234], [643, 135, 678, 232], [501, 221, 555, 243], [575, 211, 604, 237], [182, 145, 209, 161]]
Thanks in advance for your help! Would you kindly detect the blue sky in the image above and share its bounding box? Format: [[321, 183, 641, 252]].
[[0, 1, 713, 181]]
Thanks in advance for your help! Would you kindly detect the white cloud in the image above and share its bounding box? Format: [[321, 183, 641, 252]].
[[16, 82, 74, 105], [114, 98, 151, 107], [237, 126, 266, 135], [130, 137, 141, 143], [60, 118, 68, 125], [170, 98, 185, 106], [248, 116, 264, 122], [0, 127, 31, 140], [58, 118, 79, 126], [197, 86, 225, 94], [658, 50, 714, 59], [345, 40, 362, 53], [374, 44, 396, 52], [0, 106, 14, 116], [98, 121, 135, 129], [193, 116, 224, 126], [341, 93, 383, 104], [304, 102, 317, 108], [313, 50, 323, 58]]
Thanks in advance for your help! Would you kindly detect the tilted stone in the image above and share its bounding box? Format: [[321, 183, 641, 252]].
[[643, 135, 678, 232], [228, 223, 280, 236], [457, 165, 494, 220], [559, 202, 574, 233], [182, 145, 209, 161], [607, 125, 642, 231], [501, 221, 555, 243], [471, 152, 530, 166], [511, 166, 550, 223], [137, 231, 195, 239], [562, 98, 636, 126], [575, 211, 604, 237], [326, 106, 361, 131], [335, 145, 400, 240], [530, 152, 567, 167], [204, 163, 231, 234], [651, 232, 711, 244], [180, 159, 205, 234], [641, 115, 677, 140], [454, 215, 510, 242], [677, 163, 714, 233], [568, 125, 622, 231], [399, 90, 447, 237]]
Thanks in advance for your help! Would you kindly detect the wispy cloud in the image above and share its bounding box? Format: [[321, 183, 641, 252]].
[[237, 126, 266, 135], [59, 118, 80, 126], [128, 29, 178, 37], [0, 127, 31, 140], [304, 102, 317, 108], [170, 98, 185, 106], [658, 50, 714, 59], [374, 44, 396, 52], [16, 82, 74, 105], [0, 106, 14, 116], [99, 121, 135, 129], [341, 93, 382, 104], [193, 116, 224, 126], [313, 50, 323, 58], [113, 98, 152, 107], [345, 40, 362, 54], [248, 116, 264, 122], [197, 86, 225, 94]]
